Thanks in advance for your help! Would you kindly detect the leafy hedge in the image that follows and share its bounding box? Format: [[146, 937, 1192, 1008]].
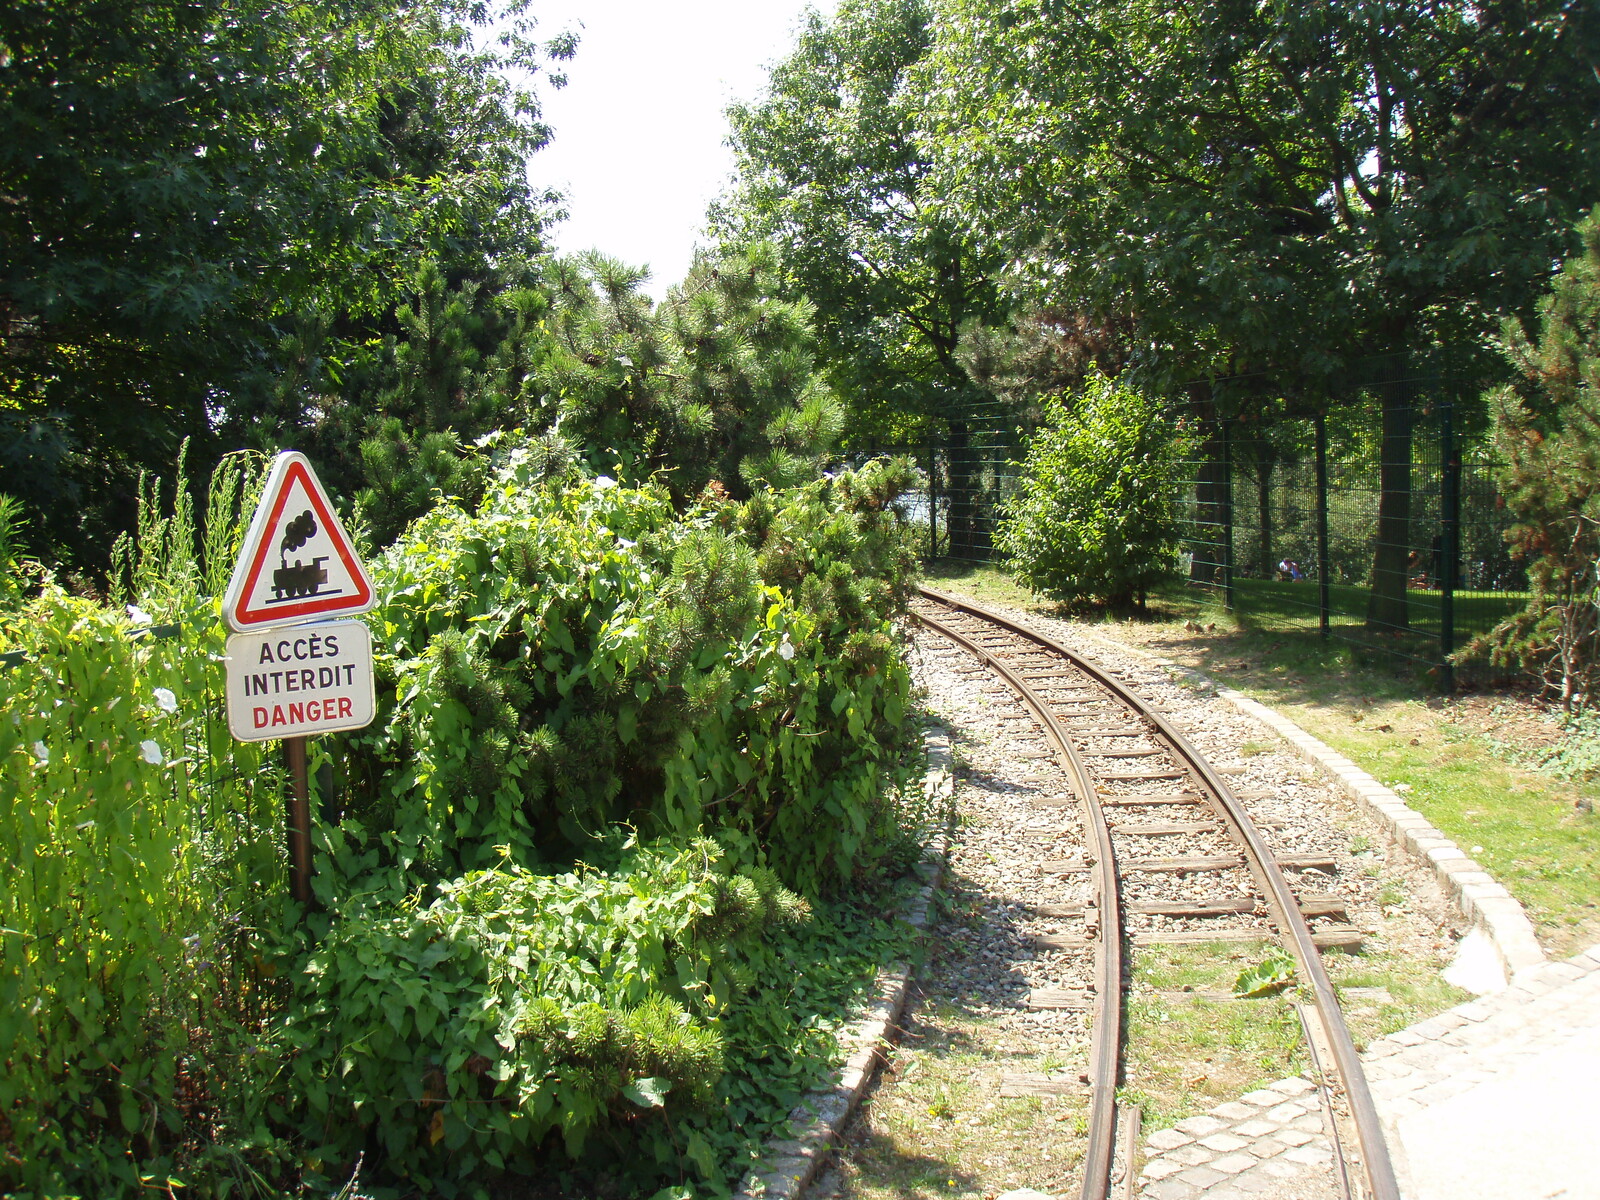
[[996, 373, 1190, 609], [1, 448, 925, 1197]]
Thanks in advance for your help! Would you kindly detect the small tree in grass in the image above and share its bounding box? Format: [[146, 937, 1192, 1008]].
[[997, 372, 1188, 609], [1472, 207, 1600, 708]]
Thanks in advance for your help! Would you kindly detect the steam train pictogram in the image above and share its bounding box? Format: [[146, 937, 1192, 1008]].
[[271, 556, 330, 600]]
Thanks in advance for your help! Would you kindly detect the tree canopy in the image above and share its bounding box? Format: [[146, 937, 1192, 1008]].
[[924, 0, 1600, 379], [716, 0, 1004, 443], [0, 0, 573, 565]]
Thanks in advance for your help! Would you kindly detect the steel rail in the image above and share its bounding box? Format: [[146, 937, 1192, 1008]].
[[907, 601, 1125, 1200], [915, 586, 1401, 1200]]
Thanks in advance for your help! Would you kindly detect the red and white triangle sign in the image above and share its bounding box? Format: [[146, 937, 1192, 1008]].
[[223, 451, 375, 632]]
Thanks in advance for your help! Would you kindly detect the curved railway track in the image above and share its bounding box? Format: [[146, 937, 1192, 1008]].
[[909, 586, 1399, 1200]]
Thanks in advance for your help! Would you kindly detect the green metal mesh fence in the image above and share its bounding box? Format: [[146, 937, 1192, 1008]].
[[892, 354, 1524, 684]]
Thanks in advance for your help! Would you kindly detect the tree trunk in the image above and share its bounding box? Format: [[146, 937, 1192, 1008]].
[[1366, 379, 1413, 629]]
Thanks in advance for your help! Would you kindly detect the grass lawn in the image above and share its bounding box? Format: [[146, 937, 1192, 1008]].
[[1220, 576, 1527, 645], [922, 559, 1600, 958]]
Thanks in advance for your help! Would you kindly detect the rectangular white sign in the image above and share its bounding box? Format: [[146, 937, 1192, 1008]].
[[225, 619, 375, 742]]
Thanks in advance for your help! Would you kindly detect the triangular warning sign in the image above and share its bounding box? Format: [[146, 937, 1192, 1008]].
[[223, 451, 375, 632]]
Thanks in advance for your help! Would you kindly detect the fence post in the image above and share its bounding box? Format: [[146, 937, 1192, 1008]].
[[1316, 413, 1331, 638], [927, 447, 939, 563], [1222, 419, 1236, 610], [1440, 399, 1460, 692]]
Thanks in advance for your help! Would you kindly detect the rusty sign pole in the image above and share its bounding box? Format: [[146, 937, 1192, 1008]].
[[283, 735, 314, 905]]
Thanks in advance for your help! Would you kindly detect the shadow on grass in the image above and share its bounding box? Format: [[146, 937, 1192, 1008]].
[[919, 559, 1528, 710]]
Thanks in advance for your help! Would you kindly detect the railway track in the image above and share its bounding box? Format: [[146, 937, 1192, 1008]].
[[908, 586, 1399, 1200]]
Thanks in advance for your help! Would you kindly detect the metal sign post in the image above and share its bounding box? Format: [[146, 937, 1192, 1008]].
[[223, 451, 378, 910], [283, 736, 313, 905]]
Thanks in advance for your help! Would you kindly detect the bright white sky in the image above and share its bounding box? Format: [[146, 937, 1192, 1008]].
[[528, 0, 835, 299]]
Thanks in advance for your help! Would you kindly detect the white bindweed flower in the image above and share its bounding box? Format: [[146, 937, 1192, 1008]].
[[778, 639, 796, 661], [126, 604, 152, 624], [140, 740, 163, 765], [593, 475, 617, 491], [32, 741, 48, 764], [617, 538, 637, 550], [153, 687, 178, 714]]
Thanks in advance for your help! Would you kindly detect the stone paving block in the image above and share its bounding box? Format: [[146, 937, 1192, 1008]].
[[1283, 1144, 1334, 1166], [1258, 1158, 1304, 1179], [1141, 1158, 1186, 1181], [1173, 1115, 1228, 1138], [1174, 1164, 1229, 1188], [1263, 1102, 1309, 1122], [1166, 1144, 1215, 1167], [1228, 1167, 1277, 1193], [1211, 1101, 1257, 1121], [1266, 1076, 1316, 1096], [1413, 1076, 1474, 1104], [1388, 1028, 1426, 1047], [1408, 1017, 1451, 1040], [1142, 1179, 1200, 1200], [1209, 1153, 1257, 1175], [1146, 1128, 1193, 1152], [1231, 1119, 1279, 1138], [1237, 1089, 1283, 1107], [1269, 1128, 1315, 1148], [1198, 1133, 1250, 1153], [1289, 1114, 1324, 1133]]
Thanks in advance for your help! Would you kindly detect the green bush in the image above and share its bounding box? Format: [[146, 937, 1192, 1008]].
[[335, 450, 920, 897], [295, 452, 924, 1189], [1, 444, 926, 1197], [284, 839, 799, 1188], [996, 373, 1190, 608]]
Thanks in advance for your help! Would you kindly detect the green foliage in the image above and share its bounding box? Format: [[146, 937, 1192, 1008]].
[[0, 0, 572, 568], [532, 246, 845, 503], [717, 0, 1004, 445], [339, 451, 920, 897], [284, 840, 783, 1187], [996, 375, 1189, 608], [1233, 950, 1299, 999], [1471, 208, 1600, 707], [3, 440, 925, 1195], [0, 494, 33, 605], [924, 0, 1600, 376], [0, 455, 293, 1198]]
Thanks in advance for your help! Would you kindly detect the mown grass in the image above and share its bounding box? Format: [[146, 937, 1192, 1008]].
[[922, 559, 1600, 957]]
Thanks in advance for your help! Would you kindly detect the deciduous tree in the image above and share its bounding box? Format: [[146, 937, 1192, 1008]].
[[925, 0, 1600, 619], [0, 0, 572, 566], [716, 0, 1007, 551]]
